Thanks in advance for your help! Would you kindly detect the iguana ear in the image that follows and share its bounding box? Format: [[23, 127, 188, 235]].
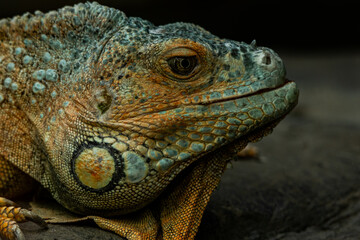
[[93, 87, 113, 116], [0, 108, 47, 183]]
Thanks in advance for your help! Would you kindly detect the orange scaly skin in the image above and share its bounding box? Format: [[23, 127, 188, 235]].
[[0, 2, 298, 239]]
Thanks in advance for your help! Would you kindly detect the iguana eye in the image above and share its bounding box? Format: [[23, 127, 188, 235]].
[[167, 56, 198, 76], [159, 47, 202, 80]]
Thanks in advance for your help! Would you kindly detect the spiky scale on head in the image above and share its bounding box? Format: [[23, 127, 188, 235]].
[[0, 2, 298, 216]]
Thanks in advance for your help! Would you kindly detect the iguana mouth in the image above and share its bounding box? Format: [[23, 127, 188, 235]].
[[205, 79, 298, 149], [203, 78, 293, 106]]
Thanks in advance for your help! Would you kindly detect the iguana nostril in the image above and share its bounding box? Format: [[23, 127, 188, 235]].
[[262, 52, 272, 65]]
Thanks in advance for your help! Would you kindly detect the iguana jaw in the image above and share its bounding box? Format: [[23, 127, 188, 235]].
[[180, 79, 298, 153], [191, 80, 298, 168]]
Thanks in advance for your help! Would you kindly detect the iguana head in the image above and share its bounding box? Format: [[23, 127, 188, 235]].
[[45, 14, 298, 215]]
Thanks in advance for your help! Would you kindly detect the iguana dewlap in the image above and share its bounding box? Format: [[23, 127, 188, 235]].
[[0, 2, 299, 240]]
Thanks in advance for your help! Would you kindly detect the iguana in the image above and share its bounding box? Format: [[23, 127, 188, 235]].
[[0, 2, 299, 239]]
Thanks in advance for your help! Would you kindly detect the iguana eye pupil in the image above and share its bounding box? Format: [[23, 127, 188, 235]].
[[180, 58, 190, 68], [167, 56, 198, 76]]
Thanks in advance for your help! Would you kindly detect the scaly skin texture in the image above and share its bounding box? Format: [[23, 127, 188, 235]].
[[0, 2, 299, 239]]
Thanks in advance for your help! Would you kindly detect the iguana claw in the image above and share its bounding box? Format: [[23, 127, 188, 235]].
[[0, 198, 47, 240]]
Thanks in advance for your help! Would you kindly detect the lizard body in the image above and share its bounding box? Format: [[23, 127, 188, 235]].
[[0, 2, 298, 239]]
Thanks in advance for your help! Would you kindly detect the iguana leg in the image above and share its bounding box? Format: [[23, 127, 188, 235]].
[[0, 217, 25, 240], [0, 156, 47, 239], [0, 198, 17, 207], [0, 202, 47, 240], [0, 206, 47, 226]]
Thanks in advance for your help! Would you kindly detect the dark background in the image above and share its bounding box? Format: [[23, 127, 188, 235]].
[[0, 0, 358, 51]]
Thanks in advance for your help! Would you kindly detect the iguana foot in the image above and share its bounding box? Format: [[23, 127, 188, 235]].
[[0, 197, 47, 240]]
